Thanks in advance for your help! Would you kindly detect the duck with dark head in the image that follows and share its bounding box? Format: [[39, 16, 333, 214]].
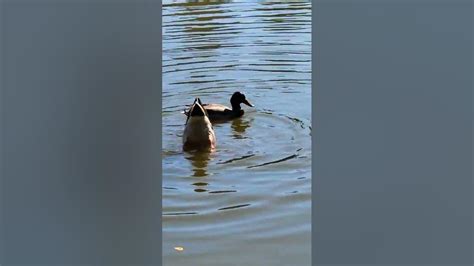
[[182, 98, 216, 151], [184, 91, 254, 122]]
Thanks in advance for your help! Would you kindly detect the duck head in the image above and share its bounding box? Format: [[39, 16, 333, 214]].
[[230, 91, 254, 111]]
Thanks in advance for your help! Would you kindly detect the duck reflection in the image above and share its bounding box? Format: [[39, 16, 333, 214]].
[[184, 150, 212, 177], [231, 117, 252, 138]]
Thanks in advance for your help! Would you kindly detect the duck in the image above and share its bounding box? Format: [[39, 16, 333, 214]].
[[184, 92, 254, 122], [182, 98, 216, 151]]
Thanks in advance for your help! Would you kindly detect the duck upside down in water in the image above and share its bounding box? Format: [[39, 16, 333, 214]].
[[184, 92, 254, 122], [182, 98, 216, 151]]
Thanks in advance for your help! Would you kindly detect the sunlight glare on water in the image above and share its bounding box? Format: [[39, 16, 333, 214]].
[[162, 0, 311, 265]]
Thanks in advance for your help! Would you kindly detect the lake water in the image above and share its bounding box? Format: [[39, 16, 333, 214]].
[[162, 1, 311, 265]]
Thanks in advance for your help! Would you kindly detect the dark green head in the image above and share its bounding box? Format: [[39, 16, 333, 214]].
[[230, 92, 254, 110]]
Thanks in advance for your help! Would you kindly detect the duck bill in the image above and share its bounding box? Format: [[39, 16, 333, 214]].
[[243, 99, 254, 107]]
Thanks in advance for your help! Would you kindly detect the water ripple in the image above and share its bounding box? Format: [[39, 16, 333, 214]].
[[247, 153, 298, 169], [218, 204, 251, 211], [209, 190, 237, 194]]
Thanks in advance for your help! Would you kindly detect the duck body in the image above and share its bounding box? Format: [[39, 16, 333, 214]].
[[184, 92, 253, 122], [183, 98, 216, 151], [202, 103, 245, 121]]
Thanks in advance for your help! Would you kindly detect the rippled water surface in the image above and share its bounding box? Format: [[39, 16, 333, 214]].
[[162, 1, 311, 265]]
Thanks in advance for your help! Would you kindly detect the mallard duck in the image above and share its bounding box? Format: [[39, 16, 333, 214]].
[[182, 98, 216, 151], [184, 92, 254, 122]]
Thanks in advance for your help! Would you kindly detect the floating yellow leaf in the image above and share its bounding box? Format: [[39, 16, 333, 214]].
[[174, 246, 184, 252]]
